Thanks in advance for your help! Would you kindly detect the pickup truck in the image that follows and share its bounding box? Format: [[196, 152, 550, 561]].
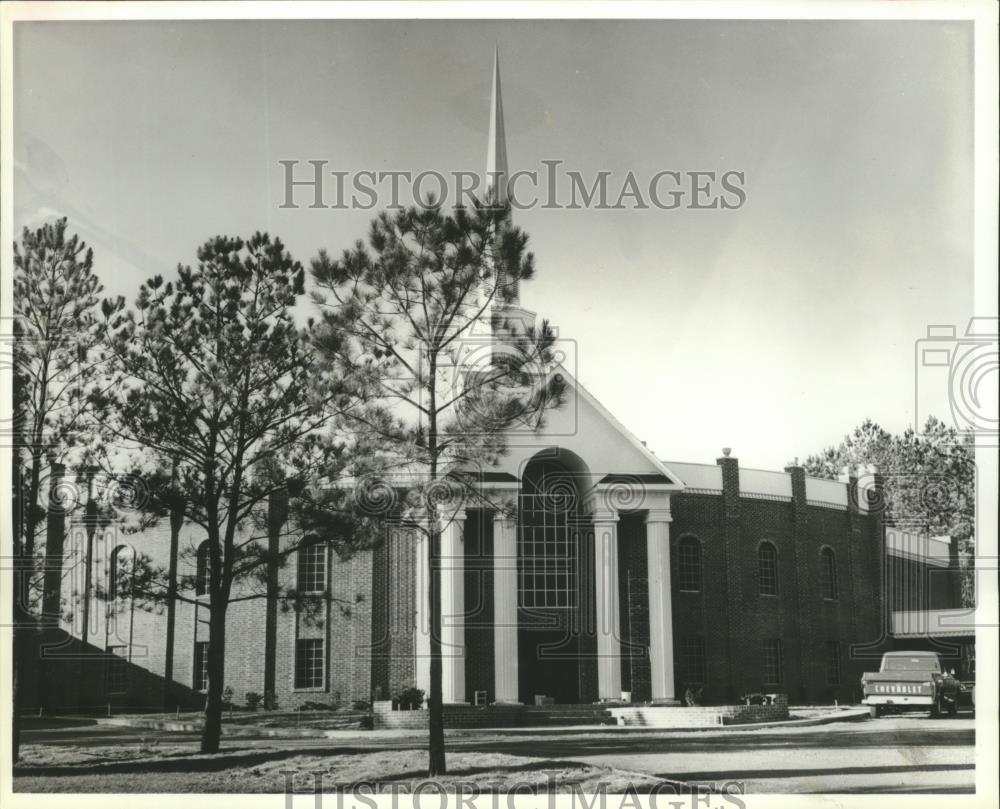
[[861, 651, 961, 717]]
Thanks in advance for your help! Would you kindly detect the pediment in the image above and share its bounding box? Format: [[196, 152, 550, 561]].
[[488, 366, 685, 495]]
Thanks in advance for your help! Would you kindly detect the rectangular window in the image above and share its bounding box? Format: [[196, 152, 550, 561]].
[[826, 641, 842, 685], [196, 543, 210, 597], [677, 636, 707, 686], [295, 638, 325, 689], [762, 638, 783, 685], [297, 543, 327, 593], [106, 645, 128, 694], [676, 539, 701, 592], [821, 549, 839, 600], [517, 496, 578, 608], [193, 641, 209, 692]]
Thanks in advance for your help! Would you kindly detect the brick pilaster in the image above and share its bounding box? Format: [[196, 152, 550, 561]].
[[717, 452, 741, 700], [785, 464, 813, 703]]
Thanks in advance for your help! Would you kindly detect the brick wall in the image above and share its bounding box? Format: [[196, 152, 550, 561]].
[[371, 524, 420, 701], [668, 457, 883, 705], [327, 549, 373, 706], [43, 456, 884, 714]]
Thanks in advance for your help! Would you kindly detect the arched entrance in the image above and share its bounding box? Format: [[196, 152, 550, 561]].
[[516, 450, 595, 704]]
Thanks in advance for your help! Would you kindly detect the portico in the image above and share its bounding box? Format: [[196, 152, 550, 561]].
[[412, 370, 684, 706], [409, 46, 684, 707]]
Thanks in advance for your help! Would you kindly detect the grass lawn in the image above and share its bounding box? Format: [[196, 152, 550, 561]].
[[14, 743, 682, 793]]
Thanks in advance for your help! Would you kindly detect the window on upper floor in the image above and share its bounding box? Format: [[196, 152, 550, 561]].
[[109, 546, 134, 601], [518, 495, 578, 608], [297, 542, 328, 593], [195, 541, 211, 597], [758, 542, 779, 596], [821, 547, 838, 600], [676, 536, 702, 592]]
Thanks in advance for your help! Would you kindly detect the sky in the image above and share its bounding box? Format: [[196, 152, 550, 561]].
[[12, 18, 975, 470]]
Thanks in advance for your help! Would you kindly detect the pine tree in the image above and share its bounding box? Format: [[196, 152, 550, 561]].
[[100, 233, 362, 752], [310, 200, 564, 775], [10, 218, 123, 762], [799, 416, 975, 605]]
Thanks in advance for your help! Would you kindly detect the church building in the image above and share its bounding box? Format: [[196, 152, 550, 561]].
[[37, 52, 903, 718]]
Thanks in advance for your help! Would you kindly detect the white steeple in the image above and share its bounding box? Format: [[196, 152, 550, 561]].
[[486, 45, 509, 210], [486, 45, 523, 310]]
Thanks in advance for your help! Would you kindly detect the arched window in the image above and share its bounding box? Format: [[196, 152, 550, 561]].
[[821, 547, 838, 600], [518, 456, 584, 608], [758, 542, 779, 596], [195, 541, 211, 597], [676, 536, 702, 592], [109, 545, 134, 601]]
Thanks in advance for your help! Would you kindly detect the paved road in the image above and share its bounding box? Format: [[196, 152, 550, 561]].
[[488, 716, 976, 794], [20, 712, 975, 794]]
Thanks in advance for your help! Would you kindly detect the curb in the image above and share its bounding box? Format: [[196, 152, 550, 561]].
[[446, 708, 872, 735], [96, 718, 359, 738], [96, 708, 869, 738]]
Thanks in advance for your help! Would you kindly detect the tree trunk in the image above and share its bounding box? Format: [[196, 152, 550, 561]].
[[11, 455, 33, 763], [264, 488, 287, 706], [200, 600, 227, 753], [11, 651, 19, 764], [40, 463, 67, 625], [11, 618, 29, 763], [163, 501, 183, 708], [427, 526, 446, 775]]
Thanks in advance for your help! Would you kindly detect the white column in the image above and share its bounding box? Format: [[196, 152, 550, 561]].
[[593, 511, 622, 701], [440, 509, 467, 704], [646, 507, 677, 703], [493, 511, 520, 703], [412, 527, 431, 699]]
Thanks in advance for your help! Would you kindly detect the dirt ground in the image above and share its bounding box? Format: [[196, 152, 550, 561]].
[[14, 743, 682, 793]]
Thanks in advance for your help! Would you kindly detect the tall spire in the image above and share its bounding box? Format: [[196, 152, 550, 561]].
[[486, 45, 508, 208], [486, 46, 518, 305]]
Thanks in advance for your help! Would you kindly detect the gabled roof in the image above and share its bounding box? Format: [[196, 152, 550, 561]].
[[492, 363, 685, 491]]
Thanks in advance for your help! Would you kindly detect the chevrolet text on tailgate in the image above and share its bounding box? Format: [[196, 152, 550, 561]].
[[861, 651, 960, 718]]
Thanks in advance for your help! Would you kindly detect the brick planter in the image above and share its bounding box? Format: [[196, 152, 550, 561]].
[[723, 694, 789, 724], [372, 696, 789, 730], [609, 695, 789, 727], [372, 700, 524, 729]]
